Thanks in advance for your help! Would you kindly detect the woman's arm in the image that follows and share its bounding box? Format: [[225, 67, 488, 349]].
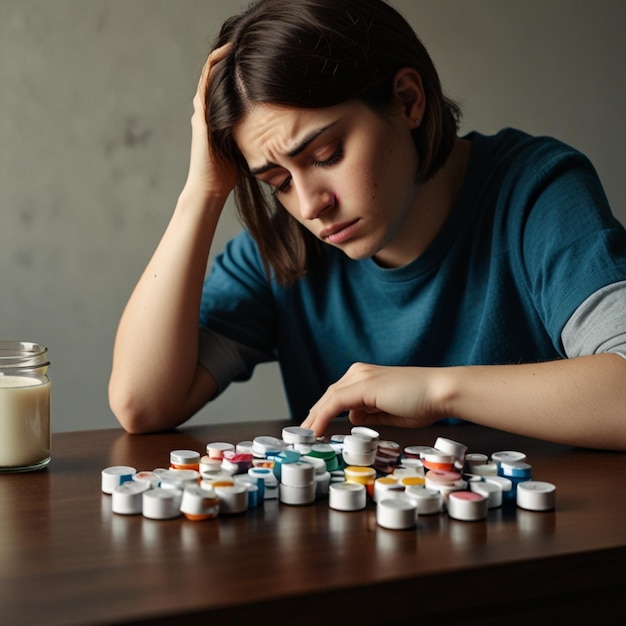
[[109, 45, 237, 434], [302, 353, 626, 451]]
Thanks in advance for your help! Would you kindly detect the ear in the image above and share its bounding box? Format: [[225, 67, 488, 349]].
[[391, 68, 426, 129]]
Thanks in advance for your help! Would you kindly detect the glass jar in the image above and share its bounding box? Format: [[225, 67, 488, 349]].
[[0, 341, 51, 472]]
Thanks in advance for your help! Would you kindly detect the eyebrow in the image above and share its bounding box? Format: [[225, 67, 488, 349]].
[[248, 120, 340, 176]]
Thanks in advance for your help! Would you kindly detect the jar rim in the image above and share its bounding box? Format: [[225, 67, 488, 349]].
[[0, 341, 49, 367]]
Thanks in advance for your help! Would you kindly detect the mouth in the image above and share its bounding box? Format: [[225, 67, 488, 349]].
[[320, 219, 361, 245]]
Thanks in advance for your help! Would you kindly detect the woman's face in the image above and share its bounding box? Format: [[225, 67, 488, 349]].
[[233, 99, 422, 267]]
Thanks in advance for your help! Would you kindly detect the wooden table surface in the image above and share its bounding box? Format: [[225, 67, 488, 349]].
[[0, 419, 624, 625]]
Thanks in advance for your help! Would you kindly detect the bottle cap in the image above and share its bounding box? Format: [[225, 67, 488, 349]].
[[236, 440, 254, 454], [206, 442, 235, 460], [499, 460, 532, 478], [112, 481, 150, 515], [306, 443, 339, 471], [142, 487, 182, 520], [169, 449, 201, 468], [350, 426, 380, 442], [470, 480, 502, 508], [329, 482, 367, 511], [213, 483, 248, 515], [424, 469, 462, 485], [199, 456, 223, 475], [404, 485, 442, 515], [403, 445, 437, 459], [300, 455, 327, 475], [159, 469, 200, 490], [399, 475, 425, 488], [377, 440, 401, 458], [342, 449, 376, 467], [447, 491, 488, 521], [314, 471, 331, 498], [376, 496, 418, 530], [344, 466, 376, 484], [422, 450, 455, 471], [252, 436, 284, 457], [482, 475, 513, 492], [343, 434, 378, 453], [101, 466, 137, 494], [469, 462, 498, 477], [491, 450, 527, 466], [279, 482, 316, 506], [434, 437, 467, 466], [280, 461, 315, 487], [281, 426, 316, 445], [516, 481, 556, 511], [373, 476, 403, 503], [133, 471, 161, 488], [180, 484, 220, 520], [464, 453, 489, 467]]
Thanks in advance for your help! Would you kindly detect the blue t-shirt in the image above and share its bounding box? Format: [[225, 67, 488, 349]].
[[199, 128, 626, 420]]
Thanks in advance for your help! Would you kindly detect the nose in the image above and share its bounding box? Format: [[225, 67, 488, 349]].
[[297, 175, 336, 221]]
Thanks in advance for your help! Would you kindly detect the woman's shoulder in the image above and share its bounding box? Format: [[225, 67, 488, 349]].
[[466, 127, 589, 175], [212, 230, 268, 285]]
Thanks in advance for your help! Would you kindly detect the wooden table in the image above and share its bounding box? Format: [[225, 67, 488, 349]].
[[0, 420, 624, 625]]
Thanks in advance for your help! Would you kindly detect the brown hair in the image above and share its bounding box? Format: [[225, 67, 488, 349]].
[[207, 0, 461, 284]]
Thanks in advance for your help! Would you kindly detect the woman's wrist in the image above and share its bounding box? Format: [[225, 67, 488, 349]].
[[178, 184, 228, 213], [427, 365, 463, 422]]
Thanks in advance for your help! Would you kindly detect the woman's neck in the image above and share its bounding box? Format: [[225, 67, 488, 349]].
[[374, 138, 471, 269]]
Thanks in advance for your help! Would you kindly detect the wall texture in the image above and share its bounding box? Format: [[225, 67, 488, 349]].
[[2, 0, 624, 432]]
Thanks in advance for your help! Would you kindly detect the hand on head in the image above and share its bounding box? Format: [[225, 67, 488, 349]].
[[183, 44, 238, 204]]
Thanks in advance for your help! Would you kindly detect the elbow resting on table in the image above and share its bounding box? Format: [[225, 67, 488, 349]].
[[108, 383, 171, 434], [108, 365, 216, 433]]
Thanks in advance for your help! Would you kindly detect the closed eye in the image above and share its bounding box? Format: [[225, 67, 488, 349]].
[[271, 175, 292, 197], [270, 143, 343, 196], [313, 144, 343, 168]]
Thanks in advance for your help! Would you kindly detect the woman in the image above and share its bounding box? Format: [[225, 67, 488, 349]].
[[109, 0, 626, 450]]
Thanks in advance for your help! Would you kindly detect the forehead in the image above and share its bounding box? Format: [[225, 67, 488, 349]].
[[233, 102, 354, 170]]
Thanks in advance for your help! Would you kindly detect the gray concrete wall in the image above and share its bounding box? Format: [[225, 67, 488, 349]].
[[2, 1, 624, 432]]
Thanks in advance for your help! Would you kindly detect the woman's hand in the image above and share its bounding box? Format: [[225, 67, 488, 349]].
[[182, 44, 238, 205], [301, 362, 449, 436]]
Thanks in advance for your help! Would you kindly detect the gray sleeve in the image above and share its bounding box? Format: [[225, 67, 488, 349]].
[[198, 326, 271, 395], [561, 280, 626, 360]]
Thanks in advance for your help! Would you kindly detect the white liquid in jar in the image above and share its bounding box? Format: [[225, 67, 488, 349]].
[[0, 375, 51, 468]]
